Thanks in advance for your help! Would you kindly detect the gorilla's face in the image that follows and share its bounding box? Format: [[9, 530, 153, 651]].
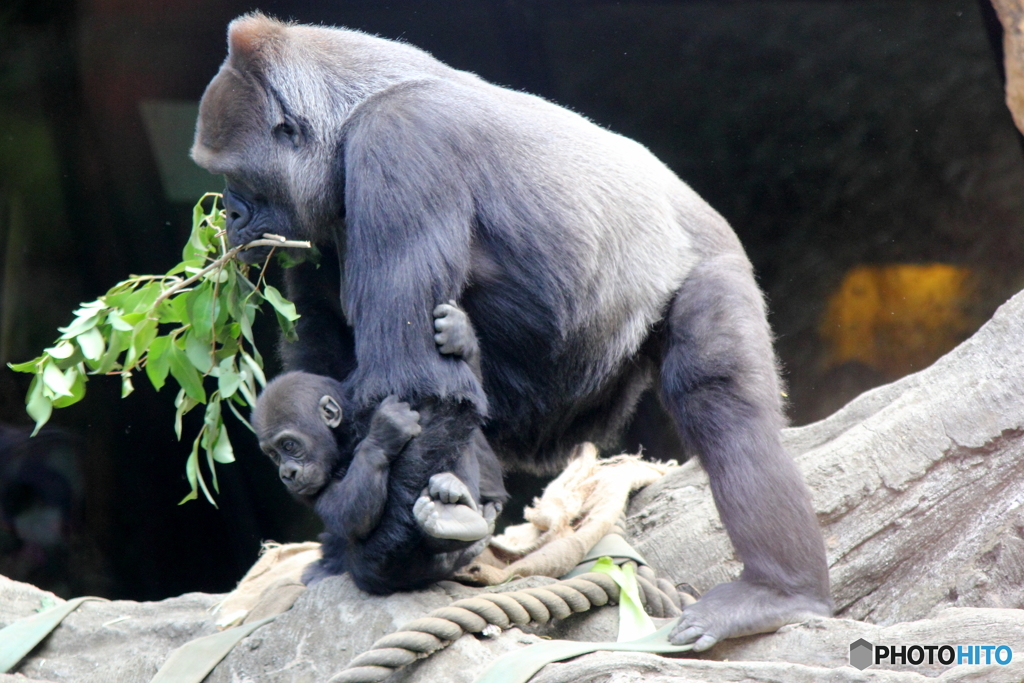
[[191, 55, 341, 262]]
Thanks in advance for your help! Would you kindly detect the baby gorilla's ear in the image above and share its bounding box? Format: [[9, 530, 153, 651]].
[[319, 395, 343, 428]]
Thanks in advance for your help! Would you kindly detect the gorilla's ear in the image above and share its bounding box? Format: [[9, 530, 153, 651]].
[[319, 395, 343, 429], [226, 12, 286, 72]]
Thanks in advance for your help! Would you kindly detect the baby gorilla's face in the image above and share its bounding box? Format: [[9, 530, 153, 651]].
[[252, 372, 348, 502], [259, 426, 333, 498]]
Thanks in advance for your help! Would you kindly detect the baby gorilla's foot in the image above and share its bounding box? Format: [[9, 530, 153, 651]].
[[413, 473, 489, 541], [413, 497, 491, 541], [668, 580, 832, 651]]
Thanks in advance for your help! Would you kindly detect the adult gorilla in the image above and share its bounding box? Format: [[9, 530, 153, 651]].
[[191, 13, 831, 650]]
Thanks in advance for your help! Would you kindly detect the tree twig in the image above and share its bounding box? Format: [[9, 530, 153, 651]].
[[149, 234, 311, 312]]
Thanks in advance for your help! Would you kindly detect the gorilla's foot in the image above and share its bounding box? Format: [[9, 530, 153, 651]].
[[414, 495, 490, 541], [668, 580, 831, 651]]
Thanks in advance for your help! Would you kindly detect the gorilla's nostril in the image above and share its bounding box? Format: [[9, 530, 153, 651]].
[[230, 211, 242, 222]]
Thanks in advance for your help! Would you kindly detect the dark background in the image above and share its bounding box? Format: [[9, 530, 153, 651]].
[[0, 0, 1021, 601]]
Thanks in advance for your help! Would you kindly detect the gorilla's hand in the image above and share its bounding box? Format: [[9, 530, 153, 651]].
[[366, 395, 421, 457], [668, 580, 832, 651]]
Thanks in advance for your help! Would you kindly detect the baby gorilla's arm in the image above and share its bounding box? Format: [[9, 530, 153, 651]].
[[316, 396, 420, 541], [413, 473, 492, 541]]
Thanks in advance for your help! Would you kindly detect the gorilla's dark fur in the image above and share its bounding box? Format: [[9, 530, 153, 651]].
[[193, 14, 831, 649]]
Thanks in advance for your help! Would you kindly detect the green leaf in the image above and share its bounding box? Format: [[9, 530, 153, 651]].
[[236, 368, 257, 407], [239, 351, 266, 387], [203, 400, 223, 493], [204, 268, 229, 283], [174, 388, 199, 440], [108, 310, 134, 332], [188, 286, 216, 342], [179, 436, 201, 504], [238, 304, 256, 349], [183, 202, 212, 263], [275, 311, 298, 342], [121, 372, 134, 399], [194, 439, 216, 506], [8, 359, 40, 373], [101, 289, 130, 310], [45, 341, 75, 360], [119, 312, 146, 327], [124, 281, 161, 313], [42, 360, 74, 397], [58, 314, 98, 340], [213, 337, 239, 363], [169, 342, 206, 403], [76, 300, 106, 312], [212, 424, 235, 464], [217, 358, 241, 399], [226, 398, 255, 432], [26, 376, 53, 436], [128, 318, 158, 369], [77, 327, 105, 362], [94, 328, 130, 374], [184, 332, 214, 375], [52, 366, 86, 408], [145, 336, 171, 391], [591, 558, 656, 642], [169, 295, 189, 325], [263, 285, 300, 321]]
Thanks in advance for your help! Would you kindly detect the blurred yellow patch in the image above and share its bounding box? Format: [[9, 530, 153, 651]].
[[819, 264, 976, 377]]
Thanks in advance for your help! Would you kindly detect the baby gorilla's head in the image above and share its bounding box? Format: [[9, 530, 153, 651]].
[[252, 371, 347, 502]]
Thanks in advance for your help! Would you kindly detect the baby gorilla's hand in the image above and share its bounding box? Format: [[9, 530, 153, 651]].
[[367, 395, 421, 456], [433, 301, 472, 356]]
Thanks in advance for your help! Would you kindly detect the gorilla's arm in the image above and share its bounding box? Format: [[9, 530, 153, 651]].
[[340, 80, 486, 421]]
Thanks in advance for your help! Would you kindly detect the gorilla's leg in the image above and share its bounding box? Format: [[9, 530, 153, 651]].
[[660, 255, 831, 651]]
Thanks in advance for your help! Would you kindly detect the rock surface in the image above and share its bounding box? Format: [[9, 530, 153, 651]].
[[4, 290, 1024, 681], [993, 0, 1024, 135]]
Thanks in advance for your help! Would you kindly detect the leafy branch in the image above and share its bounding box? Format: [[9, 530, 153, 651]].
[[8, 193, 310, 505]]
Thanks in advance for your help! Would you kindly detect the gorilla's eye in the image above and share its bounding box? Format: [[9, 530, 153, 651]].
[[274, 119, 302, 148], [281, 439, 298, 453]]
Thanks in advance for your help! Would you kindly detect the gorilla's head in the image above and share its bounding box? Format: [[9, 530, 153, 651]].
[[190, 13, 444, 262]]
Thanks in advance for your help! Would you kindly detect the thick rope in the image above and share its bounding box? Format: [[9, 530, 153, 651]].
[[328, 567, 690, 683]]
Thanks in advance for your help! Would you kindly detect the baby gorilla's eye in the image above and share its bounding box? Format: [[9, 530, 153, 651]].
[[281, 439, 298, 453]]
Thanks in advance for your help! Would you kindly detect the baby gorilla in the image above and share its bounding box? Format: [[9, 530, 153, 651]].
[[254, 375, 421, 544], [253, 303, 504, 565]]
